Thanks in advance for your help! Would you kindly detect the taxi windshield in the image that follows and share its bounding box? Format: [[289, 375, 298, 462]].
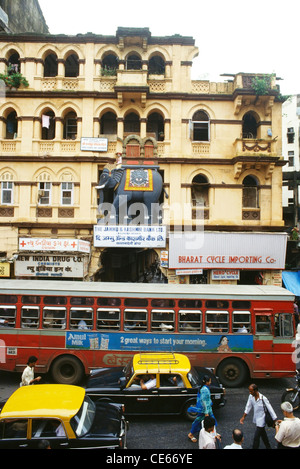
[[187, 368, 201, 387], [70, 395, 96, 437]]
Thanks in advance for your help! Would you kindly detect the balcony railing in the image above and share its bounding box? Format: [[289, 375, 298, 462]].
[[234, 138, 278, 157]]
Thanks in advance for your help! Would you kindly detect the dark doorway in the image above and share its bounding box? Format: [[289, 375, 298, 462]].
[[98, 248, 166, 283]]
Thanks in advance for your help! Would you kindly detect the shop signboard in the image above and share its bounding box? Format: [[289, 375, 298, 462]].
[[169, 232, 287, 270], [94, 225, 166, 248], [15, 253, 89, 278], [19, 238, 90, 253]]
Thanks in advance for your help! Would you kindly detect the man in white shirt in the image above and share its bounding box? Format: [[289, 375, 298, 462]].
[[224, 429, 244, 449], [199, 416, 220, 449], [240, 383, 277, 449], [20, 356, 42, 386], [275, 401, 300, 449], [140, 374, 156, 390]]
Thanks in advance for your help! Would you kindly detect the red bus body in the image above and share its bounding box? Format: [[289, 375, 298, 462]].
[[0, 280, 296, 387]]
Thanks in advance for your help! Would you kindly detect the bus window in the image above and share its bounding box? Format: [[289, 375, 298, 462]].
[[97, 308, 120, 330], [70, 297, 94, 305], [44, 296, 67, 305], [97, 297, 121, 307], [21, 296, 41, 304], [124, 298, 148, 307], [0, 295, 17, 304], [275, 313, 293, 337], [124, 309, 148, 331], [205, 300, 229, 309], [178, 299, 202, 308], [232, 312, 251, 333], [43, 307, 66, 329], [21, 306, 39, 328], [70, 308, 93, 330], [205, 311, 228, 332], [0, 306, 16, 327], [255, 315, 271, 334], [232, 300, 251, 309], [179, 310, 201, 332], [151, 299, 175, 308], [151, 309, 174, 331]]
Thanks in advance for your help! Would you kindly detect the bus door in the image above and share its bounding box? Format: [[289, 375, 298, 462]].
[[253, 309, 273, 375], [273, 311, 295, 374]]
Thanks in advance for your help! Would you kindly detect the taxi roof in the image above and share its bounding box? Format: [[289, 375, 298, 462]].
[[132, 353, 191, 375], [0, 384, 85, 421]]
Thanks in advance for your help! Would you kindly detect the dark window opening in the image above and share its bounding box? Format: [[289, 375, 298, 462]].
[[242, 112, 258, 139], [101, 54, 118, 75], [126, 54, 142, 70], [44, 53, 58, 77], [243, 175, 259, 208], [148, 55, 165, 75], [6, 111, 17, 139], [100, 111, 117, 135], [65, 54, 79, 77], [192, 110, 209, 141]]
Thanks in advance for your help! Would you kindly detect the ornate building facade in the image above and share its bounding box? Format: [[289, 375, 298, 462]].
[[0, 27, 286, 285]]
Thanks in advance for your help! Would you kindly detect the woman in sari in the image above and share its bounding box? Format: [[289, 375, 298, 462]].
[[188, 375, 216, 443]]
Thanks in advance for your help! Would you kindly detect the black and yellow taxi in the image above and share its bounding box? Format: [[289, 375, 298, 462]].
[[86, 352, 225, 419], [0, 384, 128, 449]]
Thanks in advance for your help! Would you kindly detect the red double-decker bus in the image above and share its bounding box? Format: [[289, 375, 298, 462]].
[[0, 280, 296, 387]]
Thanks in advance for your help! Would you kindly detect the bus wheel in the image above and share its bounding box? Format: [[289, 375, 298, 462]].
[[217, 358, 248, 388], [51, 355, 84, 385]]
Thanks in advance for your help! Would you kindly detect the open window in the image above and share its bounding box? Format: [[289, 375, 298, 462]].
[[191, 110, 209, 141], [242, 111, 259, 139], [44, 53, 58, 77], [65, 53, 79, 77], [242, 175, 259, 208]]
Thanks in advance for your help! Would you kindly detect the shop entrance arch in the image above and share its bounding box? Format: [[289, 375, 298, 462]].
[[97, 248, 166, 283]]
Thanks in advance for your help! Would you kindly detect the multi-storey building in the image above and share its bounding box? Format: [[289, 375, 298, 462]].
[[0, 27, 287, 285], [282, 95, 300, 228]]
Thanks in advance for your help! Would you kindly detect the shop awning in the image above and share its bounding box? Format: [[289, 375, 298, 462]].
[[282, 271, 300, 298]]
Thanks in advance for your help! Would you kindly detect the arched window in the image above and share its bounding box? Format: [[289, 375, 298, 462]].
[[124, 112, 140, 134], [148, 55, 165, 75], [65, 53, 79, 77], [126, 54, 142, 70], [5, 111, 18, 139], [41, 110, 55, 140], [242, 175, 259, 208], [126, 137, 140, 158], [191, 174, 209, 207], [44, 53, 58, 77], [63, 111, 77, 140], [100, 111, 117, 135], [146, 112, 164, 141], [101, 53, 118, 76], [1, 172, 14, 205], [191, 110, 210, 141], [7, 51, 20, 73], [242, 111, 259, 139]]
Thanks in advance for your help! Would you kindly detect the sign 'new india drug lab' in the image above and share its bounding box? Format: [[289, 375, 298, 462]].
[[169, 232, 287, 270]]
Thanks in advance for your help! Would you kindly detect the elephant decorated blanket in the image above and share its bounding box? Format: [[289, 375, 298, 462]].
[[124, 168, 154, 191]]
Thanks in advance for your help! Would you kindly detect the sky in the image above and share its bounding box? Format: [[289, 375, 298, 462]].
[[38, 0, 300, 96]]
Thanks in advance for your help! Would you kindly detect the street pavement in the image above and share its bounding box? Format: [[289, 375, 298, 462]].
[[0, 370, 296, 450]]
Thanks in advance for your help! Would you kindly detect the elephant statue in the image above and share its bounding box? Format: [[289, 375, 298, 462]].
[[96, 166, 167, 224]]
